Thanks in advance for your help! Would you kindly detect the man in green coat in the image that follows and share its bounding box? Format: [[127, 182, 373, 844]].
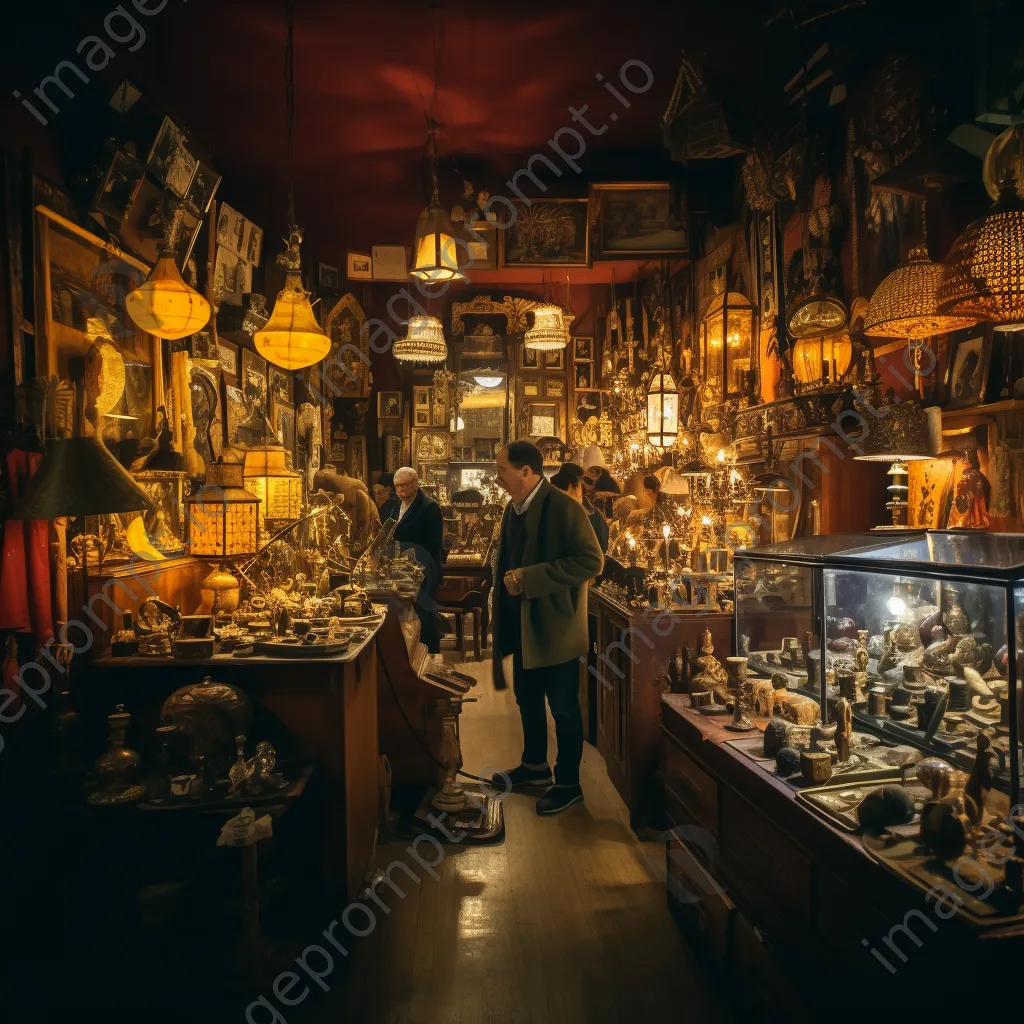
[[490, 440, 604, 815]]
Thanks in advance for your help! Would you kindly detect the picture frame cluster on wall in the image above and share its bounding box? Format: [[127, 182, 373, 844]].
[[572, 335, 595, 390]]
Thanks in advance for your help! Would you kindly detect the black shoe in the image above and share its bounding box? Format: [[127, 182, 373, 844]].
[[491, 764, 553, 791], [536, 784, 584, 815]]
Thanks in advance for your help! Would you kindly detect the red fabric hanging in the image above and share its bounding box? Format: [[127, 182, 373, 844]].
[[0, 450, 54, 643]]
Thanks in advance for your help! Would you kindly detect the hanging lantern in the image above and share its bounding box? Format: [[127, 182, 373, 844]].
[[937, 184, 1024, 331], [243, 446, 303, 533], [186, 459, 260, 558], [787, 290, 847, 339], [646, 372, 679, 448], [524, 304, 568, 351], [699, 291, 754, 401], [126, 208, 210, 340], [864, 246, 979, 338], [411, 123, 467, 284], [791, 332, 853, 387], [393, 315, 448, 366], [254, 228, 331, 370]]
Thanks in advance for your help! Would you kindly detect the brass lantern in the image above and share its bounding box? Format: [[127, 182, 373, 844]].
[[254, 228, 331, 370], [646, 372, 679, 448], [699, 291, 754, 401], [791, 332, 853, 388], [242, 446, 303, 533], [411, 125, 467, 285], [186, 459, 260, 558]]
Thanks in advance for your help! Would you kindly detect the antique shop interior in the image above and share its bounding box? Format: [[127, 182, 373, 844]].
[[4, 0, 1024, 1020]]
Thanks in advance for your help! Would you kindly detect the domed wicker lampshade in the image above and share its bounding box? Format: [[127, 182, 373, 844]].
[[937, 187, 1024, 331], [864, 246, 979, 338], [524, 304, 568, 351], [392, 315, 448, 366]]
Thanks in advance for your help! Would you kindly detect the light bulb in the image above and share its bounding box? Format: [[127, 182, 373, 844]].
[[887, 596, 906, 617], [701, 515, 712, 526], [662, 524, 671, 539], [716, 449, 726, 463], [628, 537, 637, 549], [730, 469, 741, 485]]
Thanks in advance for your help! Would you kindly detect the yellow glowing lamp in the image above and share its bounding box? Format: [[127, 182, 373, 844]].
[[186, 459, 260, 558], [243, 446, 303, 532], [255, 228, 331, 370], [412, 203, 466, 283], [126, 255, 211, 340], [524, 305, 568, 351], [646, 371, 679, 448]]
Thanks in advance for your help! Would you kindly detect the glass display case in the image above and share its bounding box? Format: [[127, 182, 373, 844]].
[[736, 532, 1024, 802]]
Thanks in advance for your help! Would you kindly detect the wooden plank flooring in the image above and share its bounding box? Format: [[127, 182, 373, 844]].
[[314, 657, 732, 1024]]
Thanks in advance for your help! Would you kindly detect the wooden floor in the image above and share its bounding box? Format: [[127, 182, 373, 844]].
[[316, 656, 732, 1024]]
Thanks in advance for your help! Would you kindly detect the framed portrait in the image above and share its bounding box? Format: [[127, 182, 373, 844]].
[[414, 407, 430, 426], [347, 252, 372, 280], [90, 150, 145, 232], [500, 198, 590, 268], [274, 400, 296, 456], [544, 350, 565, 371], [215, 202, 249, 259], [573, 389, 603, 426], [378, 390, 402, 419], [318, 262, 340, 293], [523, 381, 539, 397], [545, 379, 565, 397], [573, 336, 593, 361], [945, 332, 992, 410], [185, 161, 221, 214], [528, 403, 559, 438], [241, 349, 268, 410], [218, 340, 239, 376], [414, 386, 432, 406], [269, 367, 291, 405], [213, 245, 250, 306], [907, 459, 954, 529], [574, 363, 593, 389], [520, 345, 540, 370], [590, 182, 690, 258], [243, 222, 263, 267], [147, 116, 197, 199]]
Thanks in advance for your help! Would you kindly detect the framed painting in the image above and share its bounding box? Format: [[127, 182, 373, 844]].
[[269, 367, 291, 406], [378, 390, 402, 419], [944, 331, 992, 410], [573, 336, 593, 361], [523, 381, 539, 397], [527, 402, 559, 438], [574, 363, 593, 389], [274, 400, 296, 457], [218, 340, 238, 376], [590, 182, 690, 258], [316, 293, 370, 400], [347, 252, 372, 280], [500, 198, 589, 268], [543, 349, 565, 371], [318, 261, 340, 293], [545, 379, 565, 397], [520, 345, 539, 370], [907, 459, 954, 529], [147, 115, 197, 198], [89, 150, 145, 233]]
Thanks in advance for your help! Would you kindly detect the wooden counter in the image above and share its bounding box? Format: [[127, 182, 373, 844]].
[[588, 586, 732, 829], [89, 617, 383, 905], [660, 694, 1024, 1017]]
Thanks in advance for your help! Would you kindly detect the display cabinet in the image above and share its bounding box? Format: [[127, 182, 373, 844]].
[[736, 531, 1023, 801]]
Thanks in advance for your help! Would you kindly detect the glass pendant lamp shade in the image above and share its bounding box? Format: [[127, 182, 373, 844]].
[[524, 304, 568, 351], [393, 315, 448, 366], [412, 203, 466, 283], [255, 228, 331, 370], [243, 446, 303, 532], [126, 256, 211, 340], [791, 332, 853, 386], [864, 246, 979, 338], [647, 372, 679, 447], [937, 186, 1024, 331]]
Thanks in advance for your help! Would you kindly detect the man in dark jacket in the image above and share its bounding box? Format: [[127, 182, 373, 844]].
[[490, 441, 604, 815], [392, 466, 444, 653], [372, 472, 401, 522]]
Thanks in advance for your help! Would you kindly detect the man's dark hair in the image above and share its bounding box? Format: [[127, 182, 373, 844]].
[[643, 474, 661, 493], [550, 462, 584, 492], [504, 440, 544, 475]]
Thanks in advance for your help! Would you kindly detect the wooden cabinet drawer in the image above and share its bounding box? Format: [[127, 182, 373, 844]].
[[666, 831, 734, 969], [719, 787, 811, 940], [663, 737, 718, 835]]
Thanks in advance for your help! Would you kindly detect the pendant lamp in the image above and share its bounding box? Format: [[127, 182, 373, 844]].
[[254, 0, 331, 370], [254, 227, 331, 369], [393, 315, 448, 366], [937, 182, 1024, 331], [126, 208, 210, 340], [411, 122, 467, 284], [524, 304, 569, 351]]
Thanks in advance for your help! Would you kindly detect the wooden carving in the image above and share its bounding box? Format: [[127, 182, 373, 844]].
[[316, 293, 371, 400]]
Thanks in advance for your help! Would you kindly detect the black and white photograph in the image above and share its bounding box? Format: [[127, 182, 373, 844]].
[[147, 115, 198, 198], [318, 261, 340, 293], [184, 160, 222, 214], [213, 245, 247, 305], [216, 202, 251, 258], [244, 222, 263, 266], [347, 251, 372, 279]]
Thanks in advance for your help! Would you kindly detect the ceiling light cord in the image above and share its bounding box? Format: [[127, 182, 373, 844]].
[[285, 0, 297, 231]]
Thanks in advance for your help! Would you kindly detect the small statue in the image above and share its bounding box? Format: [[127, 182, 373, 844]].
[[690, 629, 729, 703], [834, 697, 852, 763], [855, 630, 869, 673], [942, 586, 970, 638], [964, 733, 993, 826], [725, 657, 755, 732], [946, 452, 990, 530]]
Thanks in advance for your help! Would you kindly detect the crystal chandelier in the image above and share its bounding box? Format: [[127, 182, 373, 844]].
[[393, 315, 448, 366]]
